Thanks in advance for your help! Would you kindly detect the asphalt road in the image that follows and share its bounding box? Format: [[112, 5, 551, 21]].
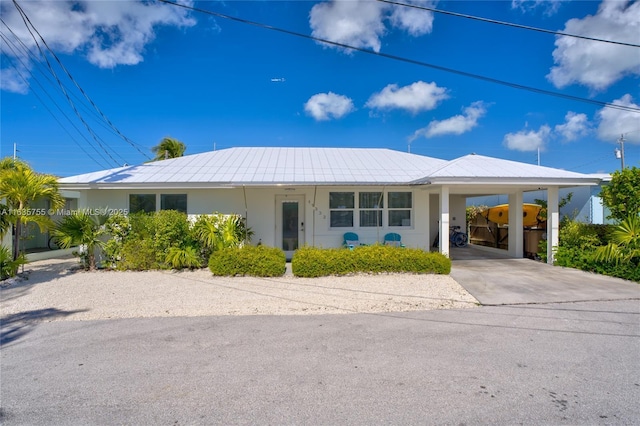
[[1, 300, 639, 425]]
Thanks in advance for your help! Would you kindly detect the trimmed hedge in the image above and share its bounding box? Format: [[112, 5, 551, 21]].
[[291, 245, 451, 278], [209, 245, 286, 277]]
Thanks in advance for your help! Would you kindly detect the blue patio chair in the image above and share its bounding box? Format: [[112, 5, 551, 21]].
[[343, 232, 362, 250], [383, 232, 405, 248]]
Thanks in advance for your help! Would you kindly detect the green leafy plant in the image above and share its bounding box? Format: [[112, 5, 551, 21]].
[[103, 213, 131, 268], [53, 211, 109, 270], [600, 166, 640, 222], [152, 210, 191, 266], [291, 245, 451, 278], [119, 239, 158, 271], [209, 245, 285, 277], [0, 245, 26, 280], [594, 214, 640, 265], [166, 246, 202, 269], [0, 157, 64, 260]]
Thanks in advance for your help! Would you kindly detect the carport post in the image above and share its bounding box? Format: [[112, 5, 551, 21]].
[[508, 191, 524, 258], [439, 185, 450, 258], [547, 186, 559, 264]]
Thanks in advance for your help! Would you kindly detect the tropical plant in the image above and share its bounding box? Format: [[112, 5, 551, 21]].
[[192, 213, 253, 256], [0, 157, 64, 260], [0, 202, 12, 239], [533, 192, 573, 220], [594, 214, 640, 265], [600, 166, 640, 222], [150, 137, 186, 161], [166, 246, 202, 269], [102, 213, 131, 268], [0, 245, 26, 280], [53, 212, 109, 270]]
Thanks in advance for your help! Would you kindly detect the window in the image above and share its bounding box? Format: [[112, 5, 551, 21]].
[[388, 192, 412, 227], [129, 194, 156, 214], [359, 192, 383, 227], [161, 194, 187, 213], [329, 192, 354, 227]]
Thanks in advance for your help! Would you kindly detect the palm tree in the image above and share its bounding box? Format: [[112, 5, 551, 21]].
[[53, 212, 109, 270], [0, 158, 64, 260], [150, 137, 186, 161]]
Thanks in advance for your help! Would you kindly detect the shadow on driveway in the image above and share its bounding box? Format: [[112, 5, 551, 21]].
[[1, 308, 88, 347]]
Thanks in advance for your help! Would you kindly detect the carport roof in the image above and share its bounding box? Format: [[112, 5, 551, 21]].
[[58, 147, 601, 189]]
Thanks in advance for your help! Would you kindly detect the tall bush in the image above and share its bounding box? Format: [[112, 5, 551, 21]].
[[600, 166, 640, 222]]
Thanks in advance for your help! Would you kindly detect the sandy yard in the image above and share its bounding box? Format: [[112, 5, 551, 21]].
[[1, 257, 478, 321]]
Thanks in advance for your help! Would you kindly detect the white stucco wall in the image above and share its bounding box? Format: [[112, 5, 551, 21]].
[[75, 185, 464, 250]]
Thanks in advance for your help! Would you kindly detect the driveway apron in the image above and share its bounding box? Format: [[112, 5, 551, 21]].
[[450, 246, 640, 305]]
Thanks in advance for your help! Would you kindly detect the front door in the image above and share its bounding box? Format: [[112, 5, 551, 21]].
[[275, 195, 305, 259]]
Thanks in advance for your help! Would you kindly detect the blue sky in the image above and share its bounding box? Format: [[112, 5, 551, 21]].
[[1, 0, 639, 177]]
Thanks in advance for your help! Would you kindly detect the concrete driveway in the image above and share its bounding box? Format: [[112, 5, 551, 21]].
[[450, 246, 640, 305]]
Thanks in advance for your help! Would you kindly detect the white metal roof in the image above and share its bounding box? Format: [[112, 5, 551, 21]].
[[59, 147, 448, 188], [412, 154, 596, 184], [58, 148, 601, 189]]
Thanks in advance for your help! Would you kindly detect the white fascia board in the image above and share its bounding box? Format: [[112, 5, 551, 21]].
[[58, 181, 412, 191], [426, 177, 602, 186]]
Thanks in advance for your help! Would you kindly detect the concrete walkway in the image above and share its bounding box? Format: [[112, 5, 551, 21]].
[[450, 245, 640, 305]]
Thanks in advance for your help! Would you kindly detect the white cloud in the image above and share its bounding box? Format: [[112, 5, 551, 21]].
[[388, 0, 435, 36], [503, 125, 551, 152], [0, 0, 195, 93], [309, 0, 435, 53], [596, 94, 640, 144], [511, 0, 562, 16], [409, 101, 487, 141], [304, 92, 355, 121], [554, 111, 591, 141], [366, 81, 448, 114], [547, 0, 640, 91]]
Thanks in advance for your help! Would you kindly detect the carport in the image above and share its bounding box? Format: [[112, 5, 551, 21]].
[[416, 154, 601, 263]]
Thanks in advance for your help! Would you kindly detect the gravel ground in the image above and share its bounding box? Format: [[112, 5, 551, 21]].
[[1, 257, 479, 321]]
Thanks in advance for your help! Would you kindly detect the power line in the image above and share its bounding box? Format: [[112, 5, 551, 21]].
[[1, 19, 121, 130], [0, 31, 111, 168], [377, 0, 640, 48], [11, 1, 124, 167], [0, 23, 122, 168], [157, 0, 640, 114], [10, 1, 150, 161]]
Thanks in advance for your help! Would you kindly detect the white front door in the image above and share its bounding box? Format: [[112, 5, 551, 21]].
[[275, 195, 305, 259]]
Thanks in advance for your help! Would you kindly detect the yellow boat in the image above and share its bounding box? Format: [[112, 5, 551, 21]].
[[483, 203, 544, 227]]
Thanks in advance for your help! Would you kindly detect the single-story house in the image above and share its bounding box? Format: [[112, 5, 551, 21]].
[[58, 147, 602, 263]]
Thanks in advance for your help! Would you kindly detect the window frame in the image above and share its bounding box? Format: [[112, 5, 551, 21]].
[[129, 193, 157, 214], [387, 192, 412, 227], [160, 193, 187, 213], [328, 190, 413, 229], [358, 192, 383, 227], [329, 192, 355, 228]]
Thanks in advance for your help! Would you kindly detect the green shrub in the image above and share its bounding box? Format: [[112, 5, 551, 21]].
[[291, 245, 450, 278], [166, 246, 202, 270], [209, 245, 286, 277], [0, 245, 26, 280], [548, 217, 640, 282], [152, 210, 191, 265], [103, 213, 131, 268], [119, 239, 158, 271]]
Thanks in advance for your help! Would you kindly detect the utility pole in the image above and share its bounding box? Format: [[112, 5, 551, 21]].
[[537, 147, 540, 166], [614, 134, 625, 170], [13, 142, 17, 160]]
